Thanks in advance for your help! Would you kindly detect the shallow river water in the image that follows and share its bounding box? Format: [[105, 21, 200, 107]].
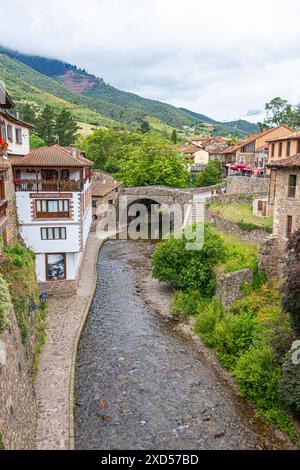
[[75, 240, 290, 450]]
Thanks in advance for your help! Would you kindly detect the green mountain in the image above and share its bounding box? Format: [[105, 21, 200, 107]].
[[180, 108, 260, 134], [0, 45, 256, 136]]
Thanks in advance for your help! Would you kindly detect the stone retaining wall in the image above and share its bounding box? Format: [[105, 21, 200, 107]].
[[210, 192, 268, 206], [206, 211, 269, 245], [226, 176, 269, 195], [216, 268, 253, 309], [0, 303, 36, 449]]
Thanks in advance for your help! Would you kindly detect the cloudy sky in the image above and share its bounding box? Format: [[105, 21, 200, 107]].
[[1, 0, 300, 122]]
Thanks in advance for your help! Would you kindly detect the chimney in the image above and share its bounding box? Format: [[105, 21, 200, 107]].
[[16, 111, 20, 119]]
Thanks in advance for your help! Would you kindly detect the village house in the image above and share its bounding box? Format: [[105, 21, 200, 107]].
[[12, 145, 93, 294], [0, 87, 33, 247], [268, 153, 300, 239], [218, 125, 293, 174], [267, 131, 300, 163], [91, 169, 122, 228]]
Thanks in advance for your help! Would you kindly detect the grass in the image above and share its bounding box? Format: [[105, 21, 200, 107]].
[[209, 202, 273, 232], [213, 229, 259, 275]]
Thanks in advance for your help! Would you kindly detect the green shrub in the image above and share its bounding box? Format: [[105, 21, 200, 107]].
[[213, 313, 262, 370], [0, 274, 12, 332], [171, 290, 203, 318], [194, 298, 224, 348], [233, 345, 296, 440], [152, 224, 226, 295], [237, 220, 261, 232]]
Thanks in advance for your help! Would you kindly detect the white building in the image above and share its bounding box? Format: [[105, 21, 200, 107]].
[[12, 145, 93, 294], [0, 110, 32, 159]]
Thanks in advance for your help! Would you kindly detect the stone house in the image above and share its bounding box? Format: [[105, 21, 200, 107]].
[[218, 125, 293, 172], [268, 154, 300, 239], [0, 87, 33, 247], [12, 145, 93, 294], [267, 131, 300, 163], [91, 169, 121, 227]]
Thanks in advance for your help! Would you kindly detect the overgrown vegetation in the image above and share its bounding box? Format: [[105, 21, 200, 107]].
[[0, 243, 47, 377], [282, 229, 300, 333], [208, 202, 273, 233], [0, 273, 12, 332], [152, 224, 226, 295], [193, 283, 297, 441], [153, 222, 297, 442]]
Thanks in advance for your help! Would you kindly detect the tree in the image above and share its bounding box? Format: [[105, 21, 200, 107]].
[[281, 229, 300, 333], [171, 129, 178, 144], [264, 97, 294, 127], [78, 128, 143, 172], [115, 134, 189, 187], [30, 134, 46, 149], [151, 224, 226, 295], [194, 160, 222, 187], [19, 103, 37, 125], [35, 105, 57, 146], [55, 108, 79, 146], [140, 120, 151, 134]]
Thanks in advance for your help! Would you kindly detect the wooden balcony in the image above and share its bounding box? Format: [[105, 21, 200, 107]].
[[14, 179, 84, 192]]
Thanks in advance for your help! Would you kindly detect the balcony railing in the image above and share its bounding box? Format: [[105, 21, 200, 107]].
[[13, 179, 85, 192], [0, 199, 8, 220]]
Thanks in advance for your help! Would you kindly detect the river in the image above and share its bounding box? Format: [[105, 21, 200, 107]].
[[75, 240, 290, 450]]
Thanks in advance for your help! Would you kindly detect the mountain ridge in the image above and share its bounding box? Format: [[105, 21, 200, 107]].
[[0, 45, 257, 136]]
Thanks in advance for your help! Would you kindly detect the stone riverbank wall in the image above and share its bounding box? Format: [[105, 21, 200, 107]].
[[216, 269, 253, 309], [0, 300, 36, 449]]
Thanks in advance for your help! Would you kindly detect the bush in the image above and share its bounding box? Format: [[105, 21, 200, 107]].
[[279, 341, 300, 415], [233, 345, 296, 439], [0, 274, 12, 332], [152, 224, 226, 295], [171, 290, 203, 318], [194, 298, 224, 348], [213, 313, 261, 370], [237, 220, 261, 232]]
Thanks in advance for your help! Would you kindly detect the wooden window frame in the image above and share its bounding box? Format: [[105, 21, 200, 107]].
[[45, 253, 67, 281], [279, 142, 283, 158], [35, 199, 70, 219], [7, 124, 13, 143], [287, 141, 291, 157], [40, 227, 67, 240], [297, 140, 300, 154], [15, 127, 22, 145], [288, 174, 297, 198]]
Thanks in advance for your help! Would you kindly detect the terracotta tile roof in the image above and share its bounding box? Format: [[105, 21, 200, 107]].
[[268, 153, 300, 168], [92, 180, 121, 197], [266, 132, 300, 142], [181, 146, 201, 154], [220, 126, 293, 155], [12, 145, 93, 167]]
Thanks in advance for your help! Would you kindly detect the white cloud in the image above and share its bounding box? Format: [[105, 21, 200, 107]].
[[1, 0, 300, 121]]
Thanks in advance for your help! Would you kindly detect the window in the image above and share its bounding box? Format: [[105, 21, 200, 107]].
[[41, 227, 66, 240], [287, 141, 291, 157], [287, 216, 293, 238], [7, 125, 13, 142], [1, 120, 7, 141], [41, 169, 58, 180], [288, 175, 297, 198], [297, 141, 300, 154], [271, 144, 275, 158], [279, 142, 283, 158], [36, 199, 70, 218], [92, 200, 97, 208], [46, 253, 66, 281], [15, 128, 22, 144], [60, 169, 70, 181]]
